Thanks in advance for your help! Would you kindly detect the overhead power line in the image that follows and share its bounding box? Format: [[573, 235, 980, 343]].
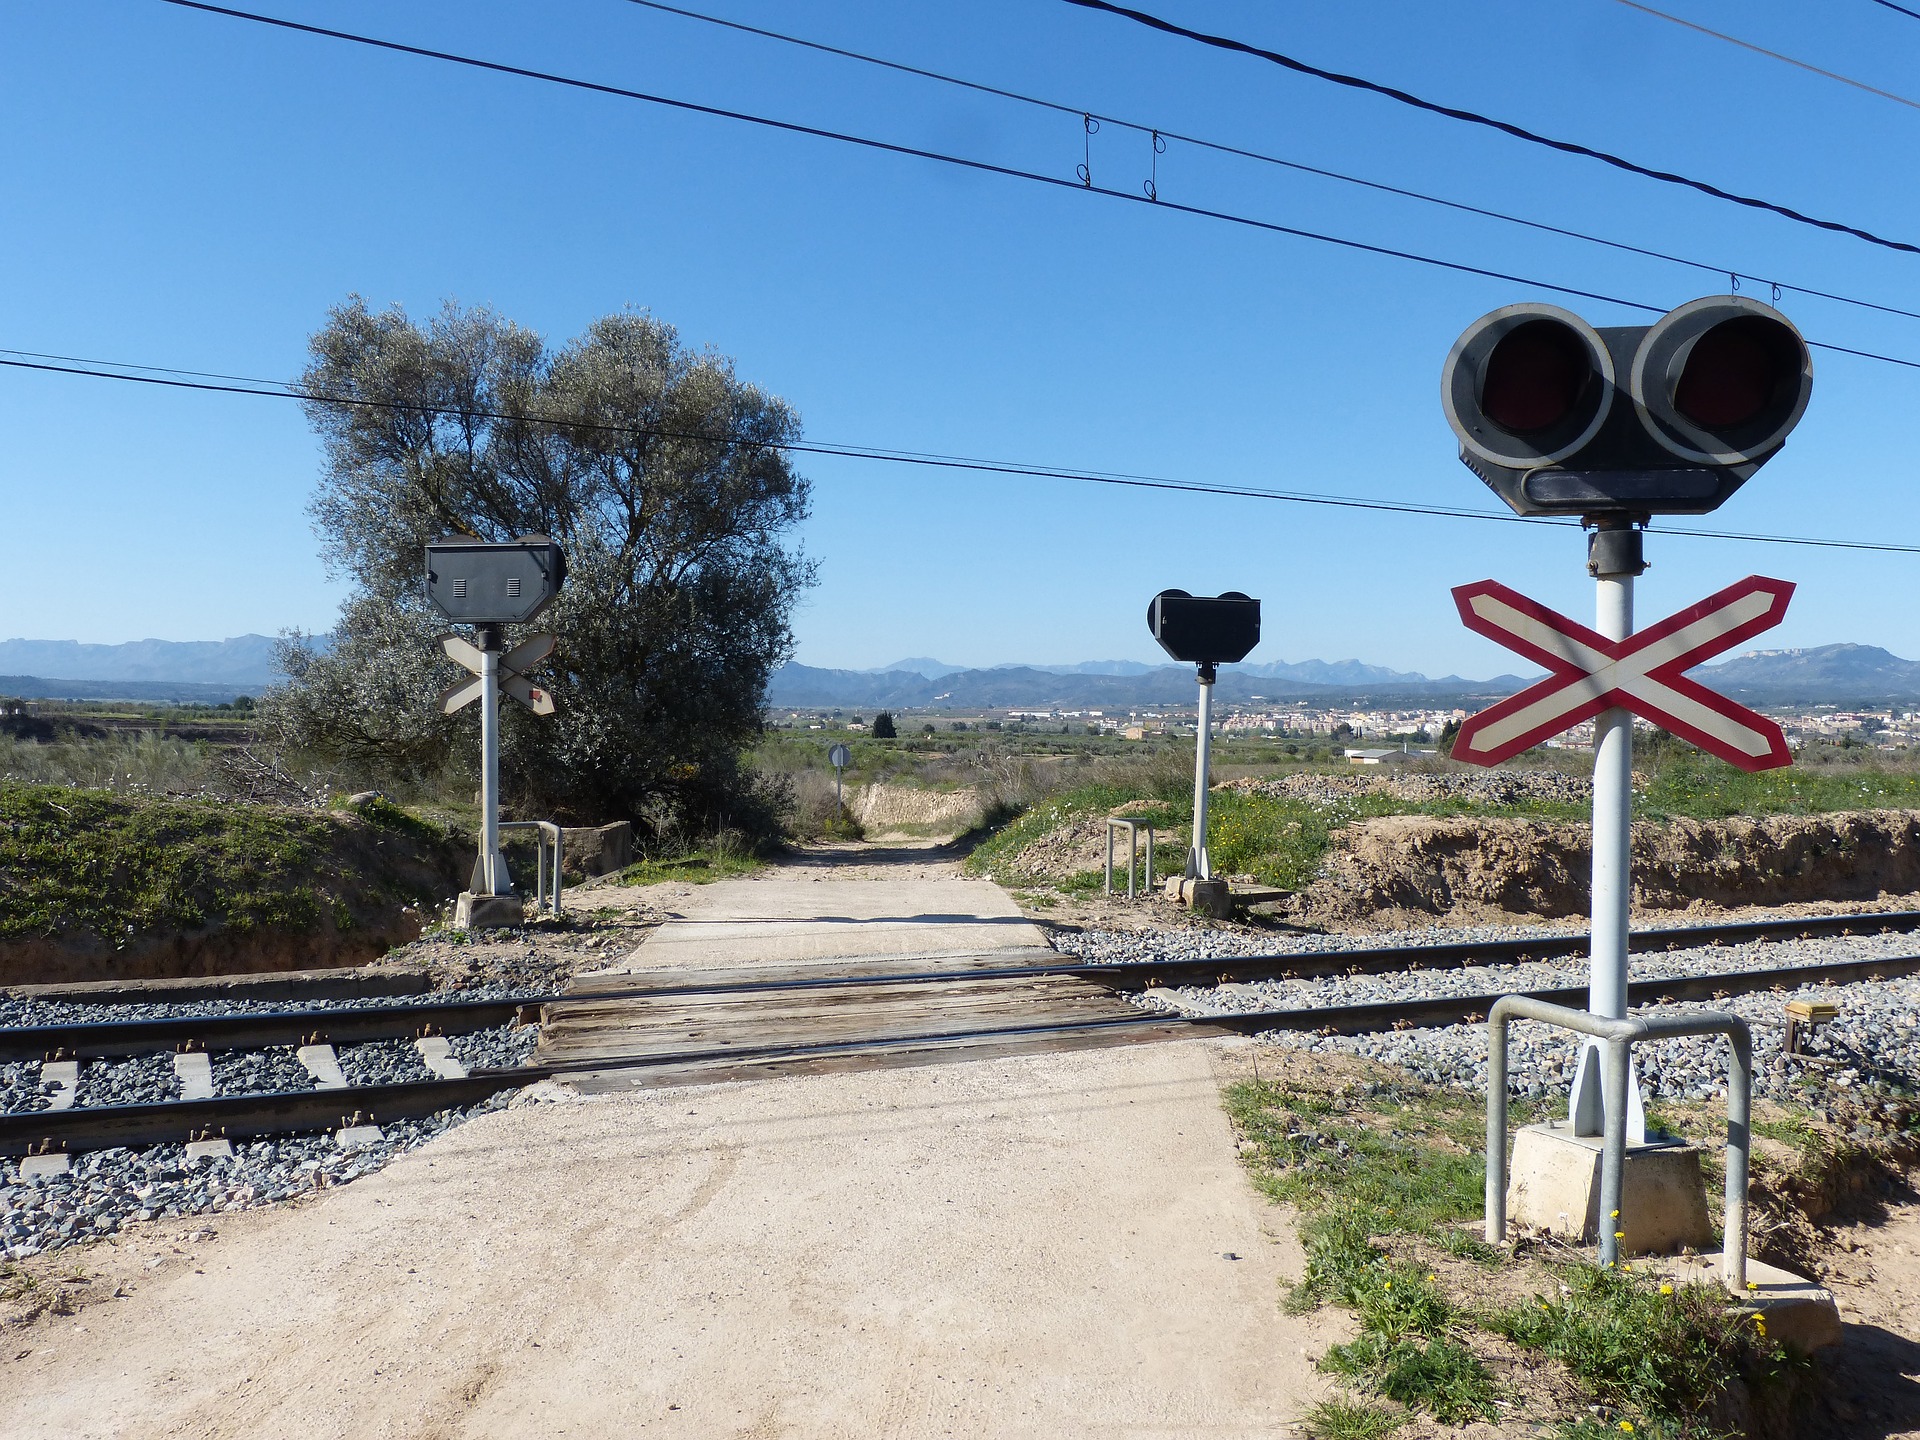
[[1058, 0, 1920, 256], [145, 1, 1920, 371], [620, 0, 1920, 325], [1610, 0, 1920, 111], [5, 347, 1920, 558], [1866, 0, 1920, 23]]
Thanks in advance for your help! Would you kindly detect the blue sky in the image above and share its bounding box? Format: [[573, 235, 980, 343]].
[[3, 0, 1917, 678]]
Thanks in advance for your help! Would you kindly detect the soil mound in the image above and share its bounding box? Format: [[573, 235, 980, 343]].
[[0, 786, 467, 984], [1299, 808, 1920, 928], [851, 783, 988, 840]]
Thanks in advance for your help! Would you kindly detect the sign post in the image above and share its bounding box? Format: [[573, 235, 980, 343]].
[[1449, 566, 1796, 1134], [828, 742, 851, 807], [425, 536, 566, 925], [1145, 590, 1261, 890]]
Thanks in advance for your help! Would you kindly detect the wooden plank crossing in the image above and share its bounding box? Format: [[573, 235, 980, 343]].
[[539, 950, 1208, 1089]]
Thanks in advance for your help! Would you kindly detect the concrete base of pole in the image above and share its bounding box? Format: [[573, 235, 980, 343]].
[[1162, 875, 1233, 918], [455, 891, 525, 931], [1506, 1121, 1714, 1254], [1642, 1252, 1842, 1352]]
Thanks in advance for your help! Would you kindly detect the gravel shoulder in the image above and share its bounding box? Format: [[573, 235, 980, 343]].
[[0, 1042, 1340, 1439]]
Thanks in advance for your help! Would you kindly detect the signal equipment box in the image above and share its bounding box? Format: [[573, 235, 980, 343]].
[[425, 536, 567, 625], [1148, 591, 1261, 665]]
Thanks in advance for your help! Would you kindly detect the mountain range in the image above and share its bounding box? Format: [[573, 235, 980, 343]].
[[4, 636, 1920, 708]]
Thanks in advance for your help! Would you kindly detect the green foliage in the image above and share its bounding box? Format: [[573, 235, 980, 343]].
[[1301, 1397, 1405, 1439], [0, 783, 455, 943], [1225, 1080, 1489, 1235], [1488, 1265, 1798, 1434], [1640, 753, 1920, 820], [616, 846, 766, 886], [265, 298, 813, 841], [870, 711, 897, 740]]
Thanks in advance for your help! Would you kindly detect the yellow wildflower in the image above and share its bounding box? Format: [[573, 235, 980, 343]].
[[1659, 1283, 1674, 1295]]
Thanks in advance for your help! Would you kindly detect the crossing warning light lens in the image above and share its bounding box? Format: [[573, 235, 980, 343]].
[[1674, 316, 1795, 429], [1481, 319, 1592, 433]]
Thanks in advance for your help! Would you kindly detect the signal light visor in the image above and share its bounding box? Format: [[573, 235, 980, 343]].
[[1441, 304, 1614, 469], [1631, 296, 1812, 466]]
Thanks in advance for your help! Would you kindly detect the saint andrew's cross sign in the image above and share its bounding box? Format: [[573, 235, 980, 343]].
[[1449, 575, 1795, 772]]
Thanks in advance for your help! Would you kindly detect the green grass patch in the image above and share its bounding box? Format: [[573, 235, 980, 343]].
[[1488, 1264, 1804, 1436], [0, 782, 459, 946], [1227, 1074, 1814, 1435], [1640, 754, 1920, 820], [615, 849, 765, 886], [1301, 1397, 1406, 1439]]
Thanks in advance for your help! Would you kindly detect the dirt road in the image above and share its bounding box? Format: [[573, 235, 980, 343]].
[[0, 848, 1335, 1437]]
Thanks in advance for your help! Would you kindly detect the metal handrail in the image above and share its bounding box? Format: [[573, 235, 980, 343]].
[[499, 820, 564, 917], [1486, 995, 1751, 1290], [1104, 818, 1156, 898]]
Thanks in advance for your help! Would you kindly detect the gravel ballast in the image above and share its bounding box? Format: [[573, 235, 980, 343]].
[[0, 1094, 515, 1259], [1064, 923, 1920, 1105], [0, 987, 548, 1257]]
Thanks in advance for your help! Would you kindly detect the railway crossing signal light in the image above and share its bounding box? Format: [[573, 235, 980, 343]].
[[425, 535, 567, 625], [1147, 590, 1262, 667], [1440, 296, 1813, 518]]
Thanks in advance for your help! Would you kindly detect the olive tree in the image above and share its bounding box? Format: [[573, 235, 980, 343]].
[[262, 297, 813, 839]]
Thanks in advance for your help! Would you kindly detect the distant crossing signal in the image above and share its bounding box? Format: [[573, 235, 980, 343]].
[[1440, 296, 1812, 518]]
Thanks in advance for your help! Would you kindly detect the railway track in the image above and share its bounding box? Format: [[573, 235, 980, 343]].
[[537, 910, 1920, 1088], [7, 909, 1918, 1155]]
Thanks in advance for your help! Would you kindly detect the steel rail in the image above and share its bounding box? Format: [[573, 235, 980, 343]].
[[0, 1068, 548, 1156], [564, 909, 1920, 1002], [0, 995, 560, 1064], [10, 950, 1911, 1154]]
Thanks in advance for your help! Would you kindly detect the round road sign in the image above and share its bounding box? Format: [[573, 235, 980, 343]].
[[828, 743, 851, 769]]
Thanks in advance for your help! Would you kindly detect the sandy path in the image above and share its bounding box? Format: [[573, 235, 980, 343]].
[[0, 1042, 1332, 1438]]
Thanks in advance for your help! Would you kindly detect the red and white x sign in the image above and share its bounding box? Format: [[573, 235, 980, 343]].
[[1451, 575, 1795, 772]]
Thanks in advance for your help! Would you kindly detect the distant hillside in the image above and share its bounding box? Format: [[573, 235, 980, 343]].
[[0, 675, 251, 705], [0, 635, 287, 687], [768, 661, 1528, 709], [1694, 644, 1920, 703]]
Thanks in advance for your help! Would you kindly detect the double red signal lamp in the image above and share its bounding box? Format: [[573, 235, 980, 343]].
[[1441, 296, 1812, 517]]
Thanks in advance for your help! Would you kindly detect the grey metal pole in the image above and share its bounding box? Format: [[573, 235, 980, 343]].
[[1189, 663, 1215, 880], [1486, 1010, 1510, 1245], [1723, 1026, 1752, 1291], [1598, 1037, 1630, 1269], [1572, 526, 1645, 1142], [475, 633, 510, 897]]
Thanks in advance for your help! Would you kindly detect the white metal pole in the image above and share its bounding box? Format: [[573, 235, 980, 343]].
[[1572, 544, 1645, 1142], [478, 642, 508, 896], [1190, 666, 1215, 880]]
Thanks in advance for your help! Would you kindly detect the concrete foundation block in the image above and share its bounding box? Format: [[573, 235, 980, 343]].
[[455, 891, 524, 931], [1507, 1120, 1714, 1255], [19, 1153, 69, 1179], [1188, 878, 1233, 919], [1160, 876, 1234, 917], [335, 1124, 384, 1152], [561, 820, 632, 878], [1651, 1251, 1843, 1353], [184, 1138, 234, 1160]]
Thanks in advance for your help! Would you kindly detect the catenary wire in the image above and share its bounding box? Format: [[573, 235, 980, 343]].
[[1058, 0, 1920, 256], [6, 348, 1920, 557], [1868, 0, 1920, 20], [144, 1, 1920, 351], [1609, 0, 1920, 111], [145, 0, 1662, 316], [621, 0, 1920, 324]]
